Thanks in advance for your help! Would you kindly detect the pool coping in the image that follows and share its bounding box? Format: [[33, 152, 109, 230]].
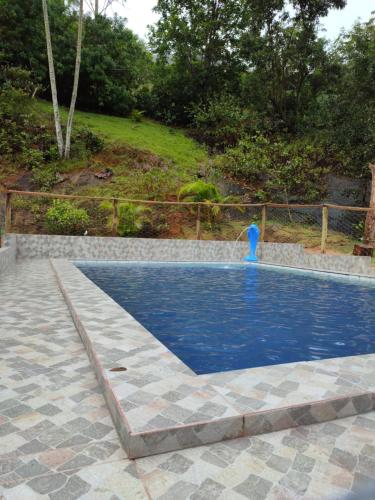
[[51, 258, 375, 459]]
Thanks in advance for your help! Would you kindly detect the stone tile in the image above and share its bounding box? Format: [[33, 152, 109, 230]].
[[330, 447, 357, 471], [27, 473, 67, 494], [51, 258, 375, 460], [234, 474, 273, 499], [36, 404, 62, 416], [16, 459, 49, 479], [57, 454, 96, 472], [49, 475, 91, 500], [2, 257, 375, 499], [18, 439, 49, 455]]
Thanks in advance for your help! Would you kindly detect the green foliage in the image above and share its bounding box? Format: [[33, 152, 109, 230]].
[[32, 164, 58, 191], [324, 18, 375, 179], [0, 67, 106, 190], [130, 109, 145, 123], [117, 203, 149, 236], [189, 95, 251, 151], [45, 200, 89, 235], [74, 15, 152, 116], [178, 180, 238, 220], [217, 136, 331, 202], [150, 0, 249, 124], [0, 67, 59, 178], [0, 0, 153, 116], [36, 100, 208, 172], [75, 127, 104, 154], [3, 0, 375, 199], [178, 180, 223, 202]]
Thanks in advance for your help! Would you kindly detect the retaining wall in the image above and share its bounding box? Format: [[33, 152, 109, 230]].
[[11, 234, 374, 275], [0, 236, 16, 277]]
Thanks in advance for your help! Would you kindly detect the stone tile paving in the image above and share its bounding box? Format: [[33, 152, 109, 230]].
[[51, 259, 375, 458], [136, 412, 375, 499], [0, 260, 147, 499], [1, 260, 375, 499]]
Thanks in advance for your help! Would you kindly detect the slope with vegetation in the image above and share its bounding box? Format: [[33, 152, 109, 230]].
[[1, 0, 374, 254]]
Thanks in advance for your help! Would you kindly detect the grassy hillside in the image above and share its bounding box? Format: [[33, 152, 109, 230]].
[[36, 100, 207, 172]]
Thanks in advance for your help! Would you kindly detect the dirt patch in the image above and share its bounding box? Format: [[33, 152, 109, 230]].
[[1, 171, 36, 191], [99, 145, 170, 172]]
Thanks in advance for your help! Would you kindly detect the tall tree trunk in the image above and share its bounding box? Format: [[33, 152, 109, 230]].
[[364, 163, 375, 245], [42, 0, 64, 157], [64, 0, 84, 159], [95, 0, 99, 16]]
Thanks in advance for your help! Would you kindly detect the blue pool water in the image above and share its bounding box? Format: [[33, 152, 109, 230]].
[[76, 262, 375, 374]]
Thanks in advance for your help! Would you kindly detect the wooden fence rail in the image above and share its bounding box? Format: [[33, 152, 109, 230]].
[[2, 189, 375, 252]]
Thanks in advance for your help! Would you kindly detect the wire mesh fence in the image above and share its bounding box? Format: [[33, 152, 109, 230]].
[[2, 189, 375, 256], [265, 206, 322, 248], [326, 208, 365, 254]]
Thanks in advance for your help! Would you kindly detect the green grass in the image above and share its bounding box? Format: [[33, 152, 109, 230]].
[[36, 100, 207, 172]]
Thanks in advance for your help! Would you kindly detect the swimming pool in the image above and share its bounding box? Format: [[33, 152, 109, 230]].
[[76, 262, 375, 375]]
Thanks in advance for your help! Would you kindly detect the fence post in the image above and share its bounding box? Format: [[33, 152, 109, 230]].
[[5, 192, 12, 233], [111, 198, 119, 236], [321, 205, 328, 254], [196, 204, 201, 240], [260, 204, 267, 242]]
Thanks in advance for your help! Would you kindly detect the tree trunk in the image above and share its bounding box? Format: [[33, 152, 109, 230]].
[[95, 0, 99, 16], [42, 0, 64, 158], [64, 0, 84, 159], [364, 163, 375, 245]]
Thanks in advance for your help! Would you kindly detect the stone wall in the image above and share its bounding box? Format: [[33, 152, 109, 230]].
[[0, 236, 16, 277], [14, 234, 302, 263], [11, 233, 375, 275]]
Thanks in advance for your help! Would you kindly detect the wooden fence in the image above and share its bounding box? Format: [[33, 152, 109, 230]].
[[1, 189, 375, 253]]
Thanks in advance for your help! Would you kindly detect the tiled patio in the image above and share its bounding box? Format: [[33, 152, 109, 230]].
[[52, 259, 375, 459], [1, 260, 375, 499]]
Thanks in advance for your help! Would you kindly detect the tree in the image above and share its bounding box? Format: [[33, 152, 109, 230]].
[[150, 0, 346, 125], [0, 1, 151, 117], [150, 0, 251, 123], [41, 0, 85, 158], [75, 15, 152, 115], [0, 0, 70, 82], [65, 0, 84, 158], [325, 18, 375, 183], [84, 0, 126, 17], [239, 0, 346, 134], [42, 0, 65, 157]]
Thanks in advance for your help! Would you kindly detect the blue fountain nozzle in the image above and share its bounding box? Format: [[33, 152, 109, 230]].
[[244, 223, 260, 262]]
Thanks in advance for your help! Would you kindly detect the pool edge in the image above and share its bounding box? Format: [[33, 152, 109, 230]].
[[50, 258, 375, 459]]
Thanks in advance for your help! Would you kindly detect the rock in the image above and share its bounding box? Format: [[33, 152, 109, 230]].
[[94, 168, 113, 179]]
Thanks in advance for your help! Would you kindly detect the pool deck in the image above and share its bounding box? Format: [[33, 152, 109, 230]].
[[51, 259, 375, 460], [1, 260, 375, 499]]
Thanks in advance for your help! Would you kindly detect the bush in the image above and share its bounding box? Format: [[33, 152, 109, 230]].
[[178, 180, 223, 202], [189, 95, 256, 152], [117, 203, 149, 237], [216, 135, 331, 203], [45, 200, 89, 235], [130, 109, 145, 123], [74, 127, 104, 154]]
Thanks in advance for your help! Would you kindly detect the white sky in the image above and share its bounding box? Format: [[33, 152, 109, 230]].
[[107, 0, 374, 41]]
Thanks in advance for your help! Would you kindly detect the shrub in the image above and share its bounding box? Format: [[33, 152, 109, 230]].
[[189, 95, 255, 151], [117, 203, 149, 237], [178, 180, 223, 202], [216, 135, 331, 203], [32, 164, 58, 191], [130, 109, 145, 123], [45, 200, 89, 235], [74, 127, 104, 154]]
